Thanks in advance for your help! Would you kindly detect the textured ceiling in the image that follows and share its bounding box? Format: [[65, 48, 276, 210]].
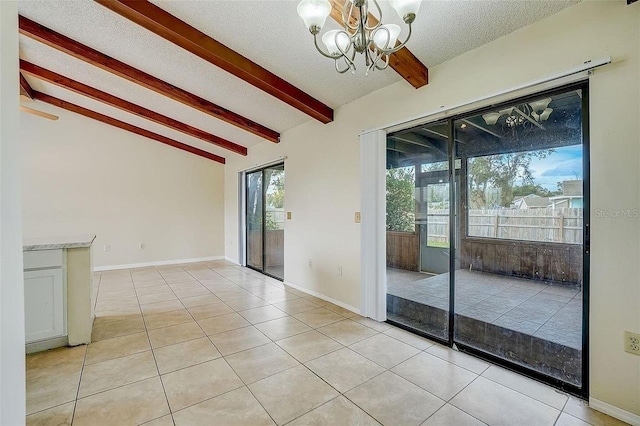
[[18, 0, 579, 160]]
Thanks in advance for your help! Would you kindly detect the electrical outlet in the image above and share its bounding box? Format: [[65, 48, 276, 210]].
[[286, 211, 292, 220], [625, 331, 640, 355], [139, 243, 145, 250], [308, 259, 312, 269], [104, 244, 110, 252], [337, 266, 343, 276], [355, 212, 361, 223]]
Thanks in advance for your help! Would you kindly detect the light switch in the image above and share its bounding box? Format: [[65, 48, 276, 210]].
[[355, 212, 361, 223], [286, 211, 292, 220]]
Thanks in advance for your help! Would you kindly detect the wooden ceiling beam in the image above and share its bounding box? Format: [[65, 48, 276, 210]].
[[20, 72, 34, 99], [32, 91, 225, 164], [18, 15, 280, 143], [329, 0, 428, 88], [94, 0, 334, 124], [20, 60, 247, 156]]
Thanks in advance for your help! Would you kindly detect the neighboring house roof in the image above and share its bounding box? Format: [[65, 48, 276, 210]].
[[511, 194, 551, 209], [522, 197, 551, 208]]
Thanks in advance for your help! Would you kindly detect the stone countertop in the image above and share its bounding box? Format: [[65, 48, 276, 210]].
[[23, 235, 96, 251]]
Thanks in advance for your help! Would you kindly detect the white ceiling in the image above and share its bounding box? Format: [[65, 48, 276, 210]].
[[18, 0, 579, 160]]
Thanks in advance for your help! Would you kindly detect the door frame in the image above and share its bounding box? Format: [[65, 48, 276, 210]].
[[243, 163, 285, 282], [372, 81, 590, 399]]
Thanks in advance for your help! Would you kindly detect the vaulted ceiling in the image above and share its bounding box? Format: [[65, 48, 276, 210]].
[[18, 0, 579, 164]]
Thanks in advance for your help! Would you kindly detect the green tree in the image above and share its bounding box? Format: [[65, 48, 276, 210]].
[[386, 167, 416, 232], [512, 183, 560, 198], [265, 211, 278, 231], [266, 171, 285, 209], [468, 150, 553, 208]]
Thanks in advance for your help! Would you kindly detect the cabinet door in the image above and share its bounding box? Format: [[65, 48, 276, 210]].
[[24, 268, 65, 342]]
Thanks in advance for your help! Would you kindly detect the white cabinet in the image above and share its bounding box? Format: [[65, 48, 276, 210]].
[[24, 250, 66, 343]]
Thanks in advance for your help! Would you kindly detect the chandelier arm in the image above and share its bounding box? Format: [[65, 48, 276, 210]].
[[374, 53, 390, 71], [341, 47, 357, 73], [342, 0, 360, 32], [335, 30, 353, 57], [364, 0, 383, 32], [366, 50, 389, 75], [334, 58, 352, 74], [313, 32, 342, 60]]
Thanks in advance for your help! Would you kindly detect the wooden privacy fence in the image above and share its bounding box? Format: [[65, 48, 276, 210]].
[[468, 208, 583, 244], [387, 231, 419, 271], [422, 208, 583, 245], [247, 230, 284, 268]]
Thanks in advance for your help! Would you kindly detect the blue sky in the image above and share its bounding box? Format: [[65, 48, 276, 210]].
[[527, 145, 583, 190]]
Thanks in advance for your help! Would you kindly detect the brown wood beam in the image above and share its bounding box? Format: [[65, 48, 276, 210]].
[[329, 0, 428, 88], [32, 91, 225, 164], [19, 15, 280, 143], [20, 72, 34, 99], [94, 0, 334, 124], [20, 60, 247, 156]]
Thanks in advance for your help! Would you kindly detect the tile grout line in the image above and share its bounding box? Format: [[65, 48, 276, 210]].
[[69, 271, 138, 423], [72, 271, 122, 424], [185, 264, 391, 423], [175, 263, 281, 425], [67, 270, 104, 423], [479, 370, 570, 413], [136, 266, 177, 425], [444, 374, 489, 423]]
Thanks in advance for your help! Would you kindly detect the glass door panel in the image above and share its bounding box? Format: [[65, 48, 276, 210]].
[[246, 170, 263, 271], [386, 121, 451, 341], [453, 88, 586, 389], [264, 165, 285, 280]]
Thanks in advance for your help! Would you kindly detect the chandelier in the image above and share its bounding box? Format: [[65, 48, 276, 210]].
[[296, 0, 422, 75], [482, 98, 554, 127], [480, 98, 554, 139]]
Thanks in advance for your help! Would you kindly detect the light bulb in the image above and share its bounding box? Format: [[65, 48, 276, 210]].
[[528, 97, 552, 113], [322, 30, 351, 56], [482, 112, 502, 125], [373, 24, 401, 50], [389, 0, 422, 23], [540, 108, 553, 121], [297, 0, 331, 33]]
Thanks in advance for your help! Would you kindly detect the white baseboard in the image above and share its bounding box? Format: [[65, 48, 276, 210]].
[[26, 336, 69, 354], [284, 280, 361, 316], [589, 397, 640, 426], [94, 256, 225, 272], [224, 257, 241, 265]]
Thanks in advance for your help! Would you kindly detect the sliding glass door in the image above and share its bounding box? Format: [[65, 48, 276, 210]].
[[386, 83, 589, 396], [453, 86, 587, 390], [246, 164, 285, 280], [386, 120, 452, 342]]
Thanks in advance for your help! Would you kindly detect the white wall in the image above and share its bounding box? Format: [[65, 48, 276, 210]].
[[20, 103, 226, 269], [0, 1, 26, 424], [225, 0, 640, 416]]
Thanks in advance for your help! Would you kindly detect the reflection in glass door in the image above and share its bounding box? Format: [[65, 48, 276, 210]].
[[385, 83, 589, 396], [245, 164, 285, 280], [246, 171, 263, 271]]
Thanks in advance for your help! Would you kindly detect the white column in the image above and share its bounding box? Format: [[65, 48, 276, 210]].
[[0, 1, 26, 424], [360, 130, 386, 321]]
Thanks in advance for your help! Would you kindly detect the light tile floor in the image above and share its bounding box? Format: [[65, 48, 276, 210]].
[[26, 260, 626, 426]]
